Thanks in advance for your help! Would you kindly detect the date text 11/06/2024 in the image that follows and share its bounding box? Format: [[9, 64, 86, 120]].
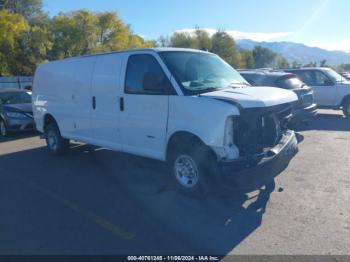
[[127, 256, 220, 261]]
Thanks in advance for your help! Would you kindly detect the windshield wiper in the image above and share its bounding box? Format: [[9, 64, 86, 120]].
[[193, 87, 223, 94], [228, 82, 250, 88]]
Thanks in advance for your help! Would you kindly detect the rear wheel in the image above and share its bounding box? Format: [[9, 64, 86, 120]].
[[0, 119, 7, 137], [169, 142, 219, 197], [45, 123, 69, 155], [342, 99, 350, 118]]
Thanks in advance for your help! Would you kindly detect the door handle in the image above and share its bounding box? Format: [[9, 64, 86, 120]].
[[120, 97, 124, 111], [92, 96, 96, 109]]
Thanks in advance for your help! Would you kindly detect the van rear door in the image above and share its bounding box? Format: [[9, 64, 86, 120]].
[[119, 53, 173, 160], [90, 53, 123, 149]]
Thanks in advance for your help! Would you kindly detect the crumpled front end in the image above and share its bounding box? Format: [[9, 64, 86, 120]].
[[218, 102, 298, 190], [233, 103, 293, 159]]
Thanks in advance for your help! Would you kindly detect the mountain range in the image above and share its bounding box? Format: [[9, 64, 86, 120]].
[[236, 39, 350, 66]]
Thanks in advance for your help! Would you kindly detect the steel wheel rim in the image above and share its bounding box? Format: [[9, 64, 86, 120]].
[[47, 130, 58, 150], [174, 155, 199, 188], [0, 121, 6, 136]]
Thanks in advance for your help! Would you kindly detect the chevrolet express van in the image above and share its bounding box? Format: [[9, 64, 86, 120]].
[[33, 48, 298, 195]]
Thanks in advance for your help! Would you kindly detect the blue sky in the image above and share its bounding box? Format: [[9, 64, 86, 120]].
[[43, 0, 350, 52]]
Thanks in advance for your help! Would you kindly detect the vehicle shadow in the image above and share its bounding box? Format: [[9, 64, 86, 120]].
[[294, 113, 350, 132], [0, 143, 278, 255], [0, 131, 38, 143]]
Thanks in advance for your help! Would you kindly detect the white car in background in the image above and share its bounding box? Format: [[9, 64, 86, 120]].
[[33, 48, 298, 195], [285, 67, 350, 117]]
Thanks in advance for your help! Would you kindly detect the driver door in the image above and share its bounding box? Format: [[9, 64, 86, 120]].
[[119, 53, 174, 160]]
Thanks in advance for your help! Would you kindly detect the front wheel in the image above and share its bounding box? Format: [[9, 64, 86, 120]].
[[342, 99, 350, 118], [0, 119, 7, 138], [169, 143, 219, 197], [45, 123, 69, 155]]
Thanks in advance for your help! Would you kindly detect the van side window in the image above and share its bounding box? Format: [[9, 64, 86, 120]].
[[125, 54, 173, 95]]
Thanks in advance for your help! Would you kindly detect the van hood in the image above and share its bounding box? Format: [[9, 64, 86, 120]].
[[200, 86, 298, 108]]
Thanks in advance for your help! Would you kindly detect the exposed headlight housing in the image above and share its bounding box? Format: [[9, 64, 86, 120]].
[[222, 116, 239, 160], [6, 111, 27, 119]]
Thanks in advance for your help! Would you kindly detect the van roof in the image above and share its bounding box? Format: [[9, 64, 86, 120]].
[[63, 47, 209, 60]]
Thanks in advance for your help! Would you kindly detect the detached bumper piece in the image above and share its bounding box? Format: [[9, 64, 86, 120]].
[[219, 130, 298, 191]]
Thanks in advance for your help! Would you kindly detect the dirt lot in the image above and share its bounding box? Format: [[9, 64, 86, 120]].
[[0, 109, 349, 255]]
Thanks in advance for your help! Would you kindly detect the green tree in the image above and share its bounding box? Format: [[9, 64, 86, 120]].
[[15, 24, 52, 74], [49, 14, 79, 59], [170, 32, 196, 48], [1, 0, 43, 21], [194, 29, 212, 51], [211, 31, 242, 68], [95, 11, 129, 51], [0, 7, 155, 75], [0, 10, 29, 75], [291, 60, 302, 68], [252, 46, 277, 68], [319, 59, 328, 67], [49, 10, 154, 59], [337, 63, 350, 72], [240, 49, 255, 69], [73, 10, 98, 54], [157, 35, 170, 47], [128, 34, 154, 49], [274, 55, 289, 68], [303, 61, 317, 67]]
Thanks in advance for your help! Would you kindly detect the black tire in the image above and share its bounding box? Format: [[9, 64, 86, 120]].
[[0, 119, 7, 138], [342, 98, 350, 118], [45, 123, 69, 155], [168, 141, 220, 197]]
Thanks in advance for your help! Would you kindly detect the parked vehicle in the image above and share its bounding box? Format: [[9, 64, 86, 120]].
[[239, 69, 317, 124], [284, 67, 350, 117], [33, 48, 299, 195], [0, 89, 34, 137], [339, 71, 350, 81], [0, 76, 33, 90]]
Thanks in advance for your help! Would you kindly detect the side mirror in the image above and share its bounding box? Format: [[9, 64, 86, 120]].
[[324, 79, 334, 86], [143, 72, 166, 92]]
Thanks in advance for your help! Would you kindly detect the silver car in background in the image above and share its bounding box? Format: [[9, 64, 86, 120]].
[[0, 89, 34, 137]]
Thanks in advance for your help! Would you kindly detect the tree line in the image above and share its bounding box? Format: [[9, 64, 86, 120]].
[[0, 0, 345, 76], [0, 0, 154, 76], [159, 29, 290, 69]]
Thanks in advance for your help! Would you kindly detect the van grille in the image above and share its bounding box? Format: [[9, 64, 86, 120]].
[[233, 103, 292, 156]]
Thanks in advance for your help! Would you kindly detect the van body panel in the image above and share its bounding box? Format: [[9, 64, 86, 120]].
[[33, 57, 96, 140], [90, 53, 124, 150], [166, 96, 240, 158], [70, 56, 96, 140]]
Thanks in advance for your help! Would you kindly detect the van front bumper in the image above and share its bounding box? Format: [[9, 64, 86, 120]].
[[219, 130, 298, 190]]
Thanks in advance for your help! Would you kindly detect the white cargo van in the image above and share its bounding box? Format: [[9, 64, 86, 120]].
[[33, 48, 298, 195]]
